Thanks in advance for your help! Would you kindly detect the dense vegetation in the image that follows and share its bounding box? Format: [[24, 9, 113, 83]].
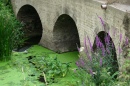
[[0, 1, 24, 61], [0, 0, 129, 85], [75, 17, 130, 86]]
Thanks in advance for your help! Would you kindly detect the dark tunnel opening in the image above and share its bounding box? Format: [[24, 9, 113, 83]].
[[17, 5, 42, 50], [53, 14, 80, 52]]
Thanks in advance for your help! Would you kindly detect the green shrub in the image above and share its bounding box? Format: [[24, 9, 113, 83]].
[[0, 2, 24, 61], [74, 68, 96, 86], [29, 53, 71, 84], [118, 60, 130, 85]]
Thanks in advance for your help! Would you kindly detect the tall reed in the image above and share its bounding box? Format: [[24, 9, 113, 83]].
[[0, 2, 24, 61]]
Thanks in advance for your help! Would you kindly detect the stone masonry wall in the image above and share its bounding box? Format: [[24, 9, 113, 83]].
[[11, 0, 130, 71]]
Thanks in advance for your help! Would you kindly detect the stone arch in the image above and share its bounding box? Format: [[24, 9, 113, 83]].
[[17, 4, 43, 46], [53, 14, 80, 52], [93, 31, 119, 75]]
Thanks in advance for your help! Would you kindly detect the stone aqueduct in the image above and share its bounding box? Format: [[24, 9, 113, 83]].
[[11, 0, 130, 70]]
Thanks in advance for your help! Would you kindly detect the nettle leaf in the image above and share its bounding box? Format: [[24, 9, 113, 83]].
[[48, 70, 54, 74], [58, 63, 62, 67], [56, 70, 61, 74], [43, 68, 48, 72], [47, 62, 52, 66], [52, 64, 56, 69]]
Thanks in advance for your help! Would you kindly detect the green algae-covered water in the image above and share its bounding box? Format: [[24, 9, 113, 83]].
[[0, 45, 79, 86]]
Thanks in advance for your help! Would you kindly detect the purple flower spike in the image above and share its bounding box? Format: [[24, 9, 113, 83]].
[[84, 37, 92, 60], [98, 16, 105, 27], [106, 48, 110, 54], [88, 54, 92, 61], [100, 58, 103, 67], [87, 36, 93, 52], [97, 15, 106, 31], [99, 41, 103, 48], [86, 51, 91, 61], [101, 47, 105, 56], [80, 58, 85, 67], [84, 37, 88, 53], [105, 34, 110, 45], [112, 43, 114, 48], [76, 61, 80, 67], [89, 69, 93, 76], [96, 36, 101, 48]]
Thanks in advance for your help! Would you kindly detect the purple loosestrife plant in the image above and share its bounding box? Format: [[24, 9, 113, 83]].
[[87, 36, 93, 52], [105, 34, 110, 46], [84, 36, 89, 54], [75, 16, 126, 86], [106, 47, 110, 54], [96, 36, 100, 48], [97, 15, 105, 26], [84, 36, 92, 61], [95, 35, 104, 49], [89, 69, 93, 76], [101, 47, 106, 56], [95, 35, 106, 56], [76, 58, 85, 68], [80, 58, 85, 66], [97, 15, 106, 31], [76, 61, 80, 67]]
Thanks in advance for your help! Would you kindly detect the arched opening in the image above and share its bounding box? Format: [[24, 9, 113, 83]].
[[17, 5, 42, 48], [53, 14, 80, 52], [93, 31, 118, 76]]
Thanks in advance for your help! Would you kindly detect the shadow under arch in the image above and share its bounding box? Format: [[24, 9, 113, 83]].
[[93, 31, 119, 76], [53, 14, 80, 53], [17, 5, 43, 47]]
